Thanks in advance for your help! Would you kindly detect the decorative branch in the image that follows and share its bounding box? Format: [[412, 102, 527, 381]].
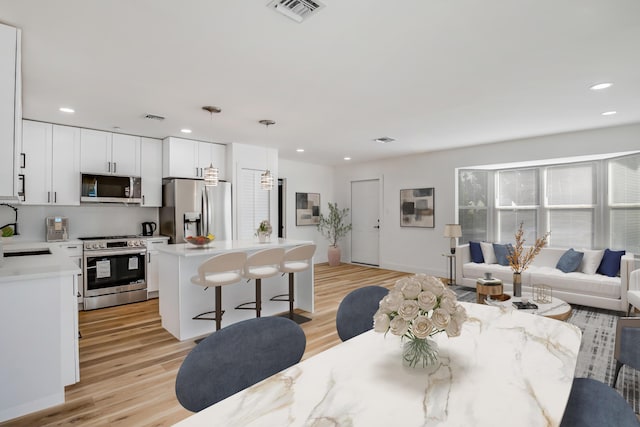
[[507, 222, 550, 273]]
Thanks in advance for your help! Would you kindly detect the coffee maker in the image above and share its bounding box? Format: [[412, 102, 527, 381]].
[[141, 221, 157, 236]]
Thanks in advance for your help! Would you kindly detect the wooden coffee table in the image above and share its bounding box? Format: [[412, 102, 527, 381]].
[[486, 293, 573, 321]]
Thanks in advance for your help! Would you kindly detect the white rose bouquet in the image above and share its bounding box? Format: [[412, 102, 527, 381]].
[[373, 274, 468, 367]]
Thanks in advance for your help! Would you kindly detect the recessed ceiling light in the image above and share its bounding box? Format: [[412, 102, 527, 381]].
[[590, 82, 613, 91], [374, 137, 396, 144], [344, 157, 351, 161], [601, 111, 617, 116], [59, 107, 74, 113], [181, 129, 192, 134], [296, 148, 305, 153]]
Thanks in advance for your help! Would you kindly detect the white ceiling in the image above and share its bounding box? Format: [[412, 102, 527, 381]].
[[1, 0, 639, 166]]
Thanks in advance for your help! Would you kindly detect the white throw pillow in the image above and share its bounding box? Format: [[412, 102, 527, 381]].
[[579, 249, 604, 275], [480, 242, 497, 264]]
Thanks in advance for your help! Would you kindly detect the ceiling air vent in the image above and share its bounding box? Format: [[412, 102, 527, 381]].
[[267, 0, 324, 23], [374, 137, 396, 144], [144, 113, 165, 121]]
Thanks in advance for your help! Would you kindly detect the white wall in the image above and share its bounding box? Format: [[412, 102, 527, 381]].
[[279, 158, 335, 263], [334, 123, 640, 278]]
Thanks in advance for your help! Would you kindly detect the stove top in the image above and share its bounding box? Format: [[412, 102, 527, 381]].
[[78, 235, 138, 241]]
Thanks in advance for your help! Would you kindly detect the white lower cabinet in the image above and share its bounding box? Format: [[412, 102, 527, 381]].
[[0, 273, 79, 422], [146, 237, 168, 298], [57, 242, 84, 308]]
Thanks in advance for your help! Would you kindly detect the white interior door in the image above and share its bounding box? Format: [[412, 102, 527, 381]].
[[351, 179, 380, 266]]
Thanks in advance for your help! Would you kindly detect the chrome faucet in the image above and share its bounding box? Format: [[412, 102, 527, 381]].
[[0, 203, 19, 236]]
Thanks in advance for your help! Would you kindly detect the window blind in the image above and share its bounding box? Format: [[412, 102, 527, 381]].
[[238, 168, 270, 240]]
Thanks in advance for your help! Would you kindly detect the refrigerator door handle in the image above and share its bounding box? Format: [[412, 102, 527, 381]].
[[201, 186, 211, 236]]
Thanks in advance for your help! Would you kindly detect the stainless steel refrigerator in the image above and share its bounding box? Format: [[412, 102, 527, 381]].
[[160, 179, 232, 244]]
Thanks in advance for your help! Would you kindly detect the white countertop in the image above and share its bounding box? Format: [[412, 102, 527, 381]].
[[157, 239, 314, 257], [0, 241, 81, 282], [175, 302, 581, 427]]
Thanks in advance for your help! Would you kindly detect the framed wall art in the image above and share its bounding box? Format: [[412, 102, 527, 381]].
[[296, 192, 321, 226], [400, 188, 435, 228]]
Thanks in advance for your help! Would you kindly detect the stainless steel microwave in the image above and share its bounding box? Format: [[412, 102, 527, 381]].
[[80, 174, 142, 204]]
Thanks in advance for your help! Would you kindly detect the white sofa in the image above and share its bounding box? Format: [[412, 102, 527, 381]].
[[455, 244, 636, 312]]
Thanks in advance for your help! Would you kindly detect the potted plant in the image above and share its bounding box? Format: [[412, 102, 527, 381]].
[[317, 202, 352, 266], [256, 219, 272, 243]]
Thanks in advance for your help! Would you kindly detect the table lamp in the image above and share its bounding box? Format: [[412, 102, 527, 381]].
[[444, 224, 462, 254]]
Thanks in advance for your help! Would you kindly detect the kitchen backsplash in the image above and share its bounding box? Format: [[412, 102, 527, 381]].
[[8, 205, 159, 241]]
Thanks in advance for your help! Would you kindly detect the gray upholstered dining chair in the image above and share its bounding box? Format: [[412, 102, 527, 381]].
[[336, 285, 389, 341], [175, 316, 306, 413], [613, 317, 640, 388], [560, 377, 640, 427]]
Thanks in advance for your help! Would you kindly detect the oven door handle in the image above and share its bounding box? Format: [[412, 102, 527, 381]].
[[84, 249, 147, 258]]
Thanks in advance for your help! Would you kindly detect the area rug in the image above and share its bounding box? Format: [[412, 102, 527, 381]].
[[452, 285, 640, 413]]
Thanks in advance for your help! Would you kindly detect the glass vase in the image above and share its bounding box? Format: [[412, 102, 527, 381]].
[[402, 337, 440, 370], [513, 272, 522, 297]]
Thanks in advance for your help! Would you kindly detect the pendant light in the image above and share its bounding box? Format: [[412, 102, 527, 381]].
[[202, 106, 221, 187], [259, 119, 275, 190]]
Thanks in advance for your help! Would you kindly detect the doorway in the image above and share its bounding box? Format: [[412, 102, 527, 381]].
[[278, 178, 286, 238], [351, 179, 380, 266]]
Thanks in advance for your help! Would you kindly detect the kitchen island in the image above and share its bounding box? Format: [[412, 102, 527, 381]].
[[156, 239, 315, 341], [0, 242, 80, 423]]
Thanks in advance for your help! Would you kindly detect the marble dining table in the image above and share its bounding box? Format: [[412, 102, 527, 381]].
[[174, 301, 582, 427]]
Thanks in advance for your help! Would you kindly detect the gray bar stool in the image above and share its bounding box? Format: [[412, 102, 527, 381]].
[[271, 244, 316, 324], [190, 251, 247, 331], [236, 247, 285, 317]]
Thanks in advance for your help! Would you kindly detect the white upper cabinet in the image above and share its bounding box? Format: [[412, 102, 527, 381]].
[[197, 141, 227, 181], [163, 137, 226, 180], [140, 137, 162, 207], [0, 23, 20, 199], [81, 129, 141, 176], [163, 137, 198, 178], [112, 133, 141, 176], [20, 120, 80, 205]]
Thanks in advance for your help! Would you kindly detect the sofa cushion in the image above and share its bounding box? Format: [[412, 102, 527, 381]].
[[556, 248, 584, 273], [530, 267, 621, 299], [469, 241, 484, 263], [480, 242, 497, 264], [493, 243, 513, 266], [580, 249, 604, 275], [597, 249, 626, 277]]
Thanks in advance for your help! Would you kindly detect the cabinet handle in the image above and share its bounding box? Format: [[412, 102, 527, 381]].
[[66, 246, 78, 249], [142, 195, 145, 205], [47, 191, 50, 203], [113, 162, 117, 173], [54, 192, 57, 203], [195, 166, 199, 177], [77, 291, 81, 298], [108, 161, 111, 172], [20, 153, 25, 168], [18, 174, 25, 201]]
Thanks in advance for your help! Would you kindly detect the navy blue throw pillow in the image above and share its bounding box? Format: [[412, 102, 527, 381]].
[[493, 243, 513, 266], [469, 241, 484, 263], [556, 248, 584, 273], [597, 249, 626, 277]]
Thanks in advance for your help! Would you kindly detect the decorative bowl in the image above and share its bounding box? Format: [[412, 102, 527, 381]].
[[184, 235, 215, 247]]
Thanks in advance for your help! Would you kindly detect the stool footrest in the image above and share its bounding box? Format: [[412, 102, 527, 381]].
[[270, 293, 291, 302], [235, 301, 258, 311], [192, 309, 225, 321]]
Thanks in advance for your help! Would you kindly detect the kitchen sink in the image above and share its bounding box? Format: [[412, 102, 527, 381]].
[[3, 249, 52, 257]]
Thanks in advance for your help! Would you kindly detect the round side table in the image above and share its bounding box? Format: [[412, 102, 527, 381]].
[[476, 277, 503, 304]]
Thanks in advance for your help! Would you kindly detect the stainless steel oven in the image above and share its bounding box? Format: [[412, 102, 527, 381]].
[[81, 236, 147, 310]]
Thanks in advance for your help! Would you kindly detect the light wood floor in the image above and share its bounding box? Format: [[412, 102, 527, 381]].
[[3, 263, 410, 427]]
